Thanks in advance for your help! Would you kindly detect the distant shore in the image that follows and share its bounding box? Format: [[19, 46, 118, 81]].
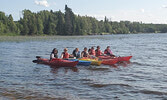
[[0, 33, 166, 42], [0, 32, 166, 37]]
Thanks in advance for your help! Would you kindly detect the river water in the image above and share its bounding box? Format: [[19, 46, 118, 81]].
[[0, 33, 167, 100]]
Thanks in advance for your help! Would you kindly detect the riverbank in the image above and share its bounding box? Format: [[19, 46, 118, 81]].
[[0, 35, 98, 42], [0, 32, 166, 42]]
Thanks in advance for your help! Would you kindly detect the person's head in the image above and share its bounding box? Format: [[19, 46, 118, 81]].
[[64, 48, 68, 52], [84, 47, 87, 51], [52, 48, 58, 54], [76, 48, 79, 52], [91, 47, 94, 50], [97, 46, 100, 49], [107, 46, 110, 50]]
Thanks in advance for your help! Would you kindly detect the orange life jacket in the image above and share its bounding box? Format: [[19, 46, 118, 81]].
[[90, 49, 95, 56], [62, 52, 69, 59], [95, 49, 102, 57]]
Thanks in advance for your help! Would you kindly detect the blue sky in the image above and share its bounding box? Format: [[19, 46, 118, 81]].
[[1, 0, 167, 23]]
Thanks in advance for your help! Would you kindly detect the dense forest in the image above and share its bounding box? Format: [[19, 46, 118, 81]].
[[0, 5, 167, 36]]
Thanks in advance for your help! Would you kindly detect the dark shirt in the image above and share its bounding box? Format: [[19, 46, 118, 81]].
[[50, 53, 58, 59], [81, 51, 88, 57], [72, 50, 80, 58], [104, 49, 114, 56]]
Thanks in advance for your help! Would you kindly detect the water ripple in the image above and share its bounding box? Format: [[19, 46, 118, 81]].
[[1, 33, 167, 99], [139, 90, 167, 95]]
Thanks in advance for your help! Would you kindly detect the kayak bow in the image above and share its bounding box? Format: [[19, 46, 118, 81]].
[[99, 56, 132, 62]]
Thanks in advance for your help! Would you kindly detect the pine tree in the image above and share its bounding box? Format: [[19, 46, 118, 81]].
[[56, 11, 65, 35], [64, 5, 76, 35]]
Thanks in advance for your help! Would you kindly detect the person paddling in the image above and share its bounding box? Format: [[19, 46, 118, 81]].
[[61, 48, 70, 59], [88, 46, 97, 59], [72, 48, 80, 59], [104, 46, 115, 57], [81, 47, 89, 58], [95, 46, 104, 57], [89, 47, 96, 56], [50, 48, 58, 60]]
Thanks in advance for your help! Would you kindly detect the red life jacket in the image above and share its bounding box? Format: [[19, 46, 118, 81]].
[[90, 49, 95, 56], [95, 49, 102, 57], [62, 52, 69, 59]]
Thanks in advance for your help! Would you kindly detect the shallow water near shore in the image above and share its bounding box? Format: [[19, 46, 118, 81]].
[[0, 33, 167, 100]]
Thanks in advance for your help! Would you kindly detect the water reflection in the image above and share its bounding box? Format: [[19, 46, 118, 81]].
[[50, 66, 79, 74], [109, 64, 118, 68], [109, 61, 131, 68], [117, 61, 131, 67]]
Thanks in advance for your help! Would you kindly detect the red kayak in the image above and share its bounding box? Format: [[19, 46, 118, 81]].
[[102, 58, 118, 65], [99, 56, 132, 62], [117, 56, 132, 62], [98, 56, 113, 59], [33, 58, 78, 67]]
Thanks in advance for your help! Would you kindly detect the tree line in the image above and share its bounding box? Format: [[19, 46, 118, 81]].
[[0, 5, 167, 36]]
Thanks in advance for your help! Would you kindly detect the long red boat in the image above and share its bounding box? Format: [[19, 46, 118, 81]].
[[99, 56, 132, 62], [101, 58, 118, 65], [33, 57, 78, 67]]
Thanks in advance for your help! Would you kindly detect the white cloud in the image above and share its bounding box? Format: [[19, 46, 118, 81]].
[[35, 0, 49, 7], [162, 5, 167, 8], [88, 9, 167, 24], [140, 9, 145, 13]]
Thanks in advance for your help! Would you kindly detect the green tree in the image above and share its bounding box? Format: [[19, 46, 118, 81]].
[[36, 16, 44, 34], [56, 11, 65, 35], [64, 5, 76, 35], [0, 21, 5, 33], [8, 14, 17, 33]]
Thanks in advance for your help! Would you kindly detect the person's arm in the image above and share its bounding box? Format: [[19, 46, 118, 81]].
[[109, 50, 113, 55], [69, 53, 74, 58], [50, 53, 54, 59], [87, 53, 90, 58], [81, 52, 84, 58], [101, 50, 104, 55], [60, 53, 64, 59], [109, 50, 115, 57]]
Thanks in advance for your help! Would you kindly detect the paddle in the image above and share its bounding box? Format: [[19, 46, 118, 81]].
[[32, 60, 38, 63], [33, 56, 42, 63], [36, 56, 41, 59]]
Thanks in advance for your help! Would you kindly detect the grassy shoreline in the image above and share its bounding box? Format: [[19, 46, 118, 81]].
[[0, 33, 166, 42], [0, 32, 166, 38]]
